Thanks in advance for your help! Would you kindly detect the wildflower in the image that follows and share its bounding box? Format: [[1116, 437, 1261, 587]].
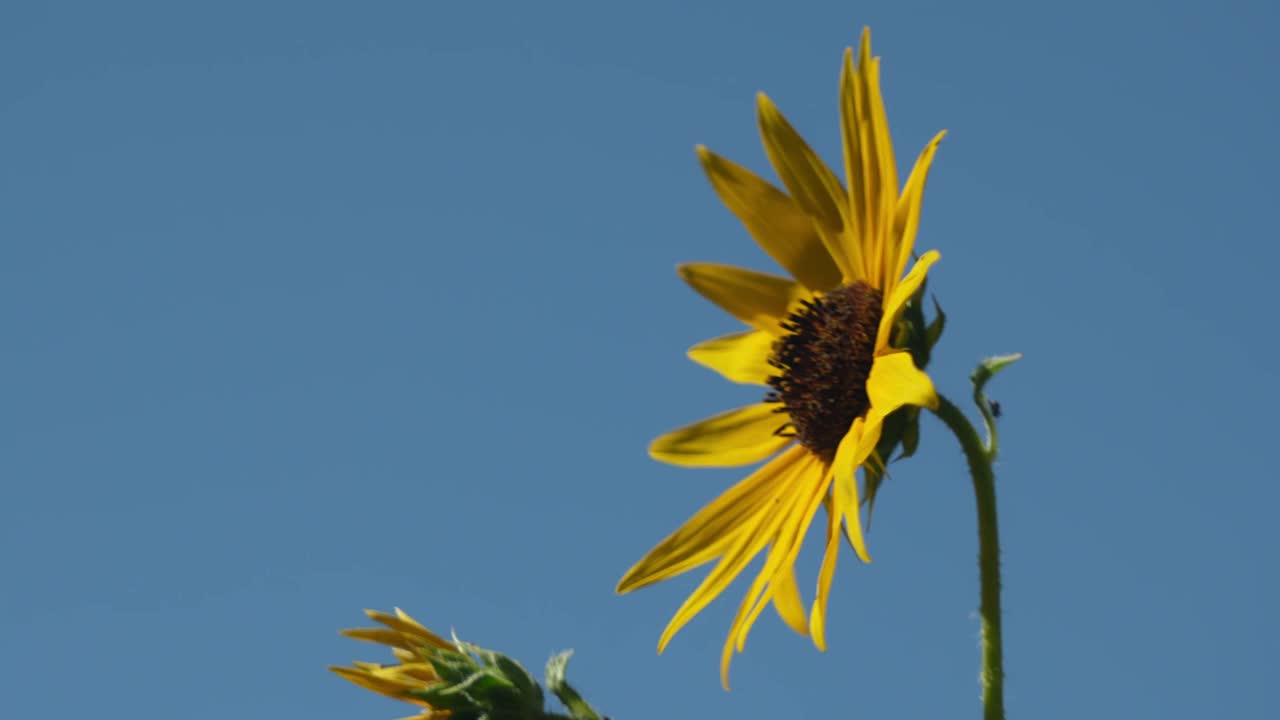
[[330, 609, 454, 719], [618, 28, 946, 687]]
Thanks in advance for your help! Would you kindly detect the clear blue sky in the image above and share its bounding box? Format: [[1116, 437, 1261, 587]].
[[3, 2, 1277, 718]]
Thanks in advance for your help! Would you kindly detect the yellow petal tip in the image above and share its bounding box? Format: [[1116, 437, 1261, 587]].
[[646, 444, 681, 465], [809, 610, 829, 652], [615, 564, 647, 594], [845, 522, 873, 564]]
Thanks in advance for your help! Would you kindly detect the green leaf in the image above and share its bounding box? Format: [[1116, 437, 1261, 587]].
[[968, 353, 1022, 460], [970, 353, 1023, 395], [544, 651, 570, 692], [545, 651, 602, 720]]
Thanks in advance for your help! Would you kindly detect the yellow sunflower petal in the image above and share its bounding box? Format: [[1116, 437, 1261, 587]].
[[330, 665, 419, 696], [667, 530, 772, 659], [830, 353, 934, 498], [730, 455, 828, 652], [618, 445, 807, 592], [838, 49, 866, 279], [809, 476, 846, 651], [649, 403, 791, 467], [828, 353, 936, 553], [362, 609, 452, 650], [756, 94, 860, 281], [866, 350, 938, 413], [860, 45, 901, 285], [755, 94, 846, 233], [678, 263, 810, 335], [687, 330, 776, 386], [369, 662, 439, 684], [392, 608, 452, 649], [721, 457, 830, 687], [839, 48, 870, 263], [875, 249, 939, 352], [656, 455, 808, 653], [771, 564, 809, 636], [866, 58, 901, 290], [848, 32, 890, 284], [697, 146, 843, 291], [866, 49, 899, 212], [340, 627, 411, 648], [722, 555, 783, 663], [889, 131, 946, 286], [831, 418, 875, 563]]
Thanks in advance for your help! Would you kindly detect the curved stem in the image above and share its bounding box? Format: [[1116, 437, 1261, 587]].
[[933, 394, 1005, 720], [974, 383, 1000, 459]]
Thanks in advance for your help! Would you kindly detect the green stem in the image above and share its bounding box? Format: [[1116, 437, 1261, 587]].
[[933, 394, 1005, 720]]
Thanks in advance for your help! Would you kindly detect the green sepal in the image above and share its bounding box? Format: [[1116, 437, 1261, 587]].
[[409, 683, 478, 713], [903, 277, 930, 367], [425, 649, 480, 686], [900, 408, 921, 459], [860, 412, 899, 524], [452, 630, 493, 662], [450, 668, 516, 697], [851, 404, 921, 531], [410, 668, 526, 718], [861, 460, 885, 528], [493, 653, 544, 709], [925, 295, 946, 349]]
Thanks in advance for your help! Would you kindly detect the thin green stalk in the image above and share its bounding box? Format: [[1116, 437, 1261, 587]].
[[933, 394, 1005, 720]]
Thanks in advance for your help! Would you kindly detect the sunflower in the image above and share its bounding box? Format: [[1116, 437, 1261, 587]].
[[616, 28, 947, 687], [329, 608, 454, 719]]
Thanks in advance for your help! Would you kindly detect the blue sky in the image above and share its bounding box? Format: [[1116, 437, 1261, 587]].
[[2, 1, 1277, 718]]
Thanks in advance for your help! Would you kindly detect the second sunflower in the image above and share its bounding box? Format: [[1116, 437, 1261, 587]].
[[617, 28, 947, 688]]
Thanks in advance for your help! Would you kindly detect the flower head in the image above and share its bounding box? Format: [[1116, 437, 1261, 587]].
[[617, 27, 946, 687], [331, 609, 607, 720], [329, 608, 455, 719]]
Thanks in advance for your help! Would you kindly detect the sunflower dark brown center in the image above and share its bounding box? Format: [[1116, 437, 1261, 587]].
[[765, 281, 883, 462]]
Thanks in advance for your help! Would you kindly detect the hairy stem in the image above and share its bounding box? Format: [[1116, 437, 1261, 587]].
[[933, 394, 1005, 720]]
